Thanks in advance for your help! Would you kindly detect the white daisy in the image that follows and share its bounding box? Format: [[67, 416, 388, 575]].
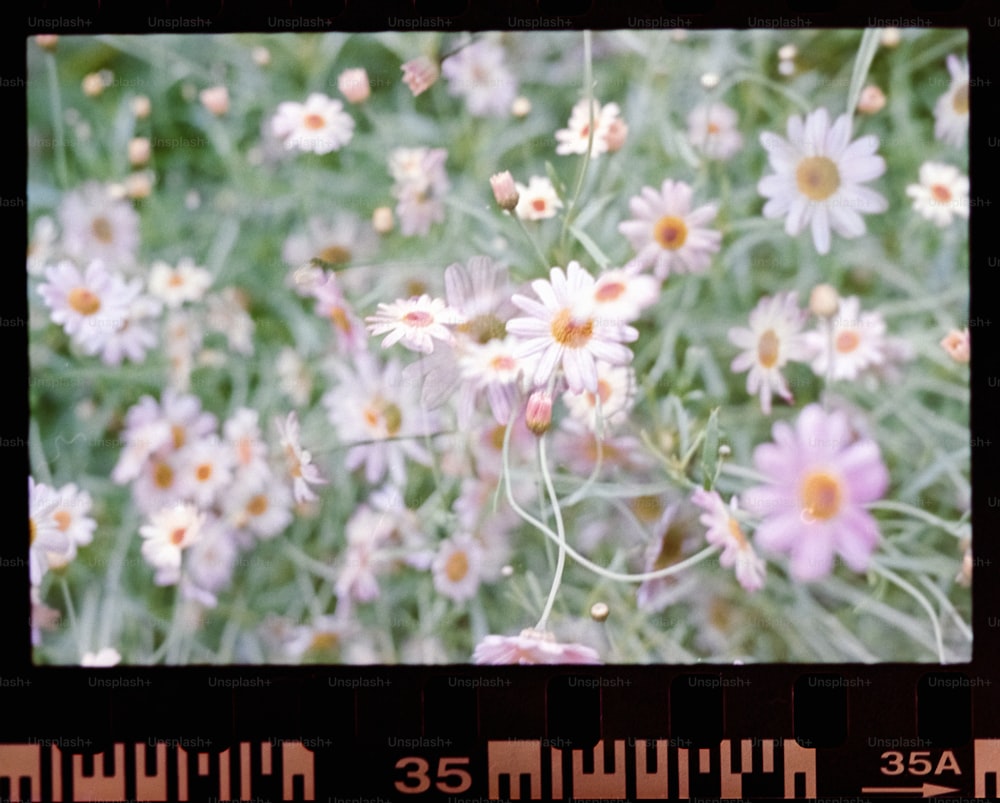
[[29, 477, 70, 586], [336, 505, 394, 603], [280, 212, 378, 271], [562, 362, 636, 433], [224, 407, 271, 487], [555, 98, 624, 158], [366, 295, 466, 354], [506, 261, 638, 394], [37, 260, 132, 347], [803, 295, 887, 382], [132, 451, 186, 516], [401, 56, 439, 97], [432, 535, 484, 602], [139, 503, 205, 586], [275, 411, 327, 504], [758, 107, 887, 255], [514, 176, 563, 221], [617, 180, 721, 278], [388, 147, 450, 237], [934, 55, 969, 148], [591, 265, 660, 323], [441, 38, 517, 118], [224, 480, 293, 539], [687, 102, 744, 161], [89, 288, 162, 367], [57, 181, 140, 268], [204, 288, 254, 356], [148, 258, 212, 308], [906, 162, 969, 227], [728, 291, 810, 415], [271, 92, 354, 155], [458, 337, 527, 425], [691, 488, 766, 592], [285, 615, 352, 661], [43, 483, 96, 570], [175, 436, 235, 508]]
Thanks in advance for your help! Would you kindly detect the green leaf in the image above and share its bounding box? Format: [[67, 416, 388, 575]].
[[701, 407, 720, 489], [568, 221, 611, 270], [545, 160, 569, 200]]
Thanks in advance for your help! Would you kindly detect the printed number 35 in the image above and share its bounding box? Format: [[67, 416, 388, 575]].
[[394, 756, 473, 794]]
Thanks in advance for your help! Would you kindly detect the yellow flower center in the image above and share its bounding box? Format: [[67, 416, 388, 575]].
[[930, 184, 952, 203], [317, 245, 351, 265], [364, 400, 402, 437], [584, 378, 614, 408], [952, 82, 969, 114], [757, 329, 780, 368], [30, 517, 37, 545], [54, 510, 72, 531], [630, 495, 663, 524], [727, 516, 748, 548], [653, 215, 688, 250], [246, 494, 269, 516], [489, 354, 517, 372], [550, 308, 594, 348], [457, 313, 506, 344], [330, 306, 352, 334], [595, 281, 626, 302], [153, 461, 174, 489], [303, 113, 326, 130], [445, 550, 469, 583], [171, 425, 186, 450], [91, 216, 114, 244], [488, 424, 506, 451], [795, 156, 841, 201], [800, 470, 844, 521], [309, 632, 339, 652], [406, 280, 427, 297], [68, 287, 101, 316], [835, 330, 861, 353]]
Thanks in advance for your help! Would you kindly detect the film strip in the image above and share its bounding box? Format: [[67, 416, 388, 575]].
[[6, 0, 1000, 801]]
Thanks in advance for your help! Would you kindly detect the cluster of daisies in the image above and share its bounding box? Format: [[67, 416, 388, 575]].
[[27, 32, 969, 665]]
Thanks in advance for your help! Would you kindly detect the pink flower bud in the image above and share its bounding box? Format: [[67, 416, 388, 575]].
[[940, 328, 970, 363], [857, 85, 886, 115], [401, 56, 439, 97], [490, 171, 519, 212], [35, 35, 59, 52], [128, 137, 151, 167], [199, 86, 229, 116], [525, 390, 553, 436], [338, 68, 371, 103], [603, 118, 628, 152]]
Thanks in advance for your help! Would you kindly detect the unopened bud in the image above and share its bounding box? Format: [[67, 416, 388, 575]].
[[525, 390, 553, 436], [372, 206, 394, 235], [809, 283, 840, 318], [857, 85, 886, 115], [880, 28, 901, 48], [603, 118, 628, 153], [940, 328, 970, 364], [131, 95, 151, 119], [490, 171, 519, 212], [199, 85, 229, 116], [128, 137, 151, 167], [511, 96, 532, 117], [35, 35, 59, 52], [82, 73, 104, 97], [338, 68, 371, 104]]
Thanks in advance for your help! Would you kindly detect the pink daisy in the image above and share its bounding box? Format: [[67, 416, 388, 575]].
[[473, 628, 602, 664], [690, 488, 766, 592], [275, 411, 327, 504], [743, 404, 889, 582], [366, 294, 466, 354], [506, 261, 638, 394], [617, 180, 721, 279]]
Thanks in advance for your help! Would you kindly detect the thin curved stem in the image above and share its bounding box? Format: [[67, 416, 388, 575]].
[[535, 436, 566, 630]]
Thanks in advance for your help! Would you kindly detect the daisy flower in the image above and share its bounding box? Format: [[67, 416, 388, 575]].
[[324, 357, 435, 486], [57, 181, 140, 267], [617, 180, 721, 278], [940, 328, 970, 363], [225, 479, 293, 539], [37, 260, 132, 346], [691, 488, 766, 592], [803, 296, 887, 382], [132, 452, 186, 515], [365, 294, 466, 354], [441, 38, 517, 117], [758, 107, 887, 255], [743, 404, 889, 582], [555, 98, 624, 158], [285, 615, 351, 662], [148, 258, 212, 308], [728, 291, 810, 415], [635, 503, 700, 613], [388, 147, 450, 237], [224, 407, 270, 487], [270, 93, 354, 155], [458, 337, 527, 425], [275, 411, 327, 504], [311, 273, 365, 351], [280, 212, 378, 272], [514, 176, 563, 221], [591, 265, 660, 323], [276, 347, 314, 407], [43, 483, 96, 570], [473, 628, 601, 664], [934, 55, 969, 148], [336, 505, 395, 604], [490, 171, 519, 211], [506, 261, 638, 394], [139, 503, 205, 586], [29, 477, 71, 586], [445, 256, 514, 344], [432, 535, 484, 602], [89, 289, 161, 367], [180, 516, 240, 608], [562, 362, 636, 433], [401, 56, 440, 97], [686, 102, 744, 161], [906, 162, 969, 227], [175, 435, 235, 508]]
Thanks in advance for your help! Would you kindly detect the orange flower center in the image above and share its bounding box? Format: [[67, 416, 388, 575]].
[[91, 216, 114, 244], [246, 494, 269, 516], [952, 82, 969, 114], [531, 198, 547, 212], [310, 632, 339, 652], [195, 463, 212, 482], [550, 308, 594, 348], [364, 400, 402, 437], [169, 527, 187, 545], [796, 156, 841, 201], [800, 470, 843, 521], [727, 516, 748, 548], [54, 510, 72, 531], [30, 518, 37, 545], [445, 550, 469, 583], [584, 378, 614, 408], [68, 287, 101, 316], [707, 122, 721, 134], [757, 329, 780, 368], [171, 425, 186, 449], [330, 306, 352, 334], [835, 330, 860, 353], [303, 113, 326, 130], [168, 274, 185, 287], [653, 215, 688, 250], [595, 281, 626, 302], [930, 184, 952, 203], [490, 354, 516, 372]]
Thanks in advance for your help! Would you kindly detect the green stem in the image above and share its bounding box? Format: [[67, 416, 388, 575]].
[[59, 576, 83, 656], [866, 500, 967, 537], [513, 214, 552, 274], [845, 28, 883, 127], [870, 562, 945, 663], [535, 436, 566, 631], [44, 52, 69, 189], [558, 30, 595, 259]]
